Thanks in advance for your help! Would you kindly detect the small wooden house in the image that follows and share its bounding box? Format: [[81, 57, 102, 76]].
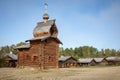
[[4, 53, 17, 67], [106, 57, 120, 65], [16, 7, 62, 69], [94, 58, 108, 66], [58, 56, 77, 68], [78, 58, 96, 66]]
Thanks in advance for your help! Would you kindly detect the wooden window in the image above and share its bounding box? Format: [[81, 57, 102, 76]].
[[33, 56, 38, 62], [48, 56, 54, 62], [26, 55, 31, 61]]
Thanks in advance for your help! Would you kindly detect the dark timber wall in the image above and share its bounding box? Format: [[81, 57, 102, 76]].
[[18, 38, 59, 69]]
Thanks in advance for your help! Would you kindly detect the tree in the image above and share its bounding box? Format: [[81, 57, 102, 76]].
[[116, 50, 120, 56], [69, 48, 74, 57], [111, 49, 116, 56], [0, 51, 5, 67], [101, 49, 105, 57], [16, 42, 26, 46], [74, 47, 82, 59], [82, 46, 88, 58], [58, 47, 64, 57], [0, 57, 5, 67], [104, 49, 111, 57], [1, 43, 120, 60], [0, 45, 10, 53], [89, 46, 98, 57]]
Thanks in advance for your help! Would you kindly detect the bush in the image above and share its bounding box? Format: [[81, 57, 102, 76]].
[[0, 58, 5, 67]]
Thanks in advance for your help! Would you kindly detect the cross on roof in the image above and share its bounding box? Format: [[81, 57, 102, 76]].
[[44, 3, 48, 13]]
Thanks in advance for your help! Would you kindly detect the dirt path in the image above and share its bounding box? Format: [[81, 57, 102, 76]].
[[0, 66, 120, 80]]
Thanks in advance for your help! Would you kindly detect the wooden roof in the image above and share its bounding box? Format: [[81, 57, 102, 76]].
[[94, 58, 105, 63], [59, 56, 71, 62], [33, 19, 58, 38], [4, 53, 18, 60], [16, 37, 62, 49], [106, 57, 120, 61], [16, 44, 30, 49], [59, 56, 76, 62], [26, 37, 62, 44], [78, 58, 94, 63]]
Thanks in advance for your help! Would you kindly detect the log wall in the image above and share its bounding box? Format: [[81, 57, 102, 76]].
[[18, 38, 59, 69]]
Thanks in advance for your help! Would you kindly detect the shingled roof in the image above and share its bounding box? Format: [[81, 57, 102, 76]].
[[16, 37, 62, 49], [58, 56, 71, 62], [33, 19, 58, 38], [16, 44, 30, 49], [106, 57, 120, 61], [94, 58, 104, 63], [4, 53, 18, 60], [26, 37, 62, 44], [26, 36, 49, 41], [78, 58, 94, 63]]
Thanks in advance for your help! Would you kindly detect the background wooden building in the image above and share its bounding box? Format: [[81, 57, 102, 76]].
[[106, 57, 120, 65], [58, 56, 77, 68], [4, 53, 17, 67], [94, 58, 108, 66], [78, 58, 96, 66], [16, 7, 62, 69]]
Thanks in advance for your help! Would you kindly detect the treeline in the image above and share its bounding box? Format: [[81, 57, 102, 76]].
[[0, 42, 26, 56], [0, 42, 25, 67], [0, 43, 120, 59], [0, 42, 26, 67], [59, 46, 120, 59]]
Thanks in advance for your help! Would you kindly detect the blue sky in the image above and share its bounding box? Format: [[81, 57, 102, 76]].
[[0, 0, 120, 50]]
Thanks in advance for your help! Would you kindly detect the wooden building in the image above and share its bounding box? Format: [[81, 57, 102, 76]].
[[16, 5, 62, 69], [94, 58, 108, 66], [78, 58, 96, 66], [106, 57, 120, 65], [58, 56, 77, 68], [4, 53, 17, 67]]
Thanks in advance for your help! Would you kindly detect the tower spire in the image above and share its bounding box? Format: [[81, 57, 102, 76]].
[[44, 3, 48, 13], [43, 3, 49, 23]]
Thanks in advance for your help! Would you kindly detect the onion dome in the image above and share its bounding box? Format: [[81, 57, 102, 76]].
[[33, 19, 58, 38], [43, 13, 49, 20], [33, 3, 58, 38]]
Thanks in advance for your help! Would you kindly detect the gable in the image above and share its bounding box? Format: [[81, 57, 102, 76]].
[[78, 58, 94, 63], [90, 59, 96, 64], [4, 55, 13, 61], [94, 58, 104, 63], [65, 57, 77, 63], [59, 56, 77, 62], [4, 53, 18, 60]]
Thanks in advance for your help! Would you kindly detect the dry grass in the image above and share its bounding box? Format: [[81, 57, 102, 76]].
[[0, 66, 120, 80]]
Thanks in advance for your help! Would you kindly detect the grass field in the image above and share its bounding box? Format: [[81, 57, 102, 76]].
[[0, 66, 120, 80]]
